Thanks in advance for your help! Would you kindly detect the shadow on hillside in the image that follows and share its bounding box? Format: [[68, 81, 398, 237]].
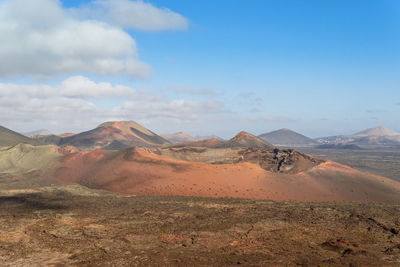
[[0, 193, 67, 212]]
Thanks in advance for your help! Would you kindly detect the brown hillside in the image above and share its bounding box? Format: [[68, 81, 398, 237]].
[[217, 131, 274, 148], [59, 121, 170, 150]]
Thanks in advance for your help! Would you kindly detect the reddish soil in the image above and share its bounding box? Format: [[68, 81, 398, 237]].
[[46, 148, 400, 203], [1, 188, 400, 266]]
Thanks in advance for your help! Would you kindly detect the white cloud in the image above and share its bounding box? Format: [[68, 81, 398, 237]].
[[116, 99, 224, 121], [81, 0, 189, 31], [60, 76, 135, 98], [0, 0, 151, 78], [0, 76, 226, 133]]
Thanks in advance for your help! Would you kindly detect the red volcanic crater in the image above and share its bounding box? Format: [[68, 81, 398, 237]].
[[45, 147, 400, 203]]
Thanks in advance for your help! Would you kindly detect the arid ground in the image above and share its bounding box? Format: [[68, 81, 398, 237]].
[[1, 185, 400, 266], [298, 148, 400, 182]]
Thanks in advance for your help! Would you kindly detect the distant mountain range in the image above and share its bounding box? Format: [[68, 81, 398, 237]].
[[167, 131, 274, 149], [23, 129, 52, 137], [4, 123, 271, 150], [316, 126, 400, 148], [3, 123, 400, 151], [161, 132, 223, 143], [166, 129, 314, 148], [10, 121, 170, 150], [258, 126, 400, 149]]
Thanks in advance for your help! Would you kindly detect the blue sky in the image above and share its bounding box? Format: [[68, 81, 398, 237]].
[[0, 0, 399, 137]]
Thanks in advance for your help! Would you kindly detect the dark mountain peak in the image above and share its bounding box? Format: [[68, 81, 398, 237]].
[[0, 125, 42, 147], [259, 129, 316, 147]]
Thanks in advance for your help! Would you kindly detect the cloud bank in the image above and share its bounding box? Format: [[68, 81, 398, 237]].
[[0, 76, 225, 132]]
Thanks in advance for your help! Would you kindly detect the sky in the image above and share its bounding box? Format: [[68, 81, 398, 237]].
[[0, 0, 399, 138]]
